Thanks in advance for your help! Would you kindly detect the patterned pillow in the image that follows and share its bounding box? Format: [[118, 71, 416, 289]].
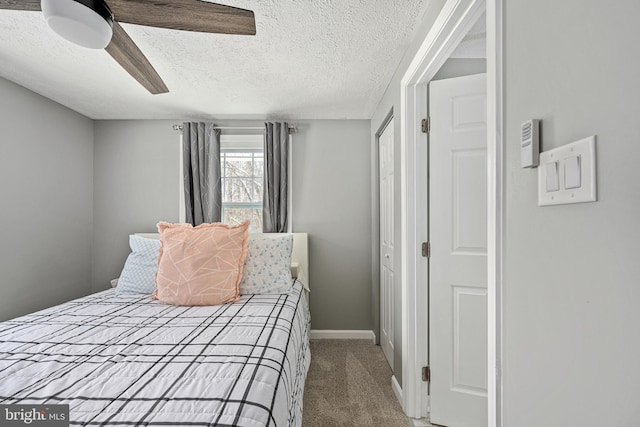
[[152, 221, 249, 306], [239, 234, 294, 295], [115, 235, 161, 295]]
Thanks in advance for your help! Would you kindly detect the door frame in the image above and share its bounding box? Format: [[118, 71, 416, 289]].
[[399, 0, 503, 425]]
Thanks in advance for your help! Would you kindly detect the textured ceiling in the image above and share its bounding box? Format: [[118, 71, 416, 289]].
[[0, 0, 428, 120]]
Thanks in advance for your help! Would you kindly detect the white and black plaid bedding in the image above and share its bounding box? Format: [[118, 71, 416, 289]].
[[0, 281, 311, 427]]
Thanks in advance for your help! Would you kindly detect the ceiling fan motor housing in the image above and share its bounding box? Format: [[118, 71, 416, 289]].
[[42, 0, 114, 49]]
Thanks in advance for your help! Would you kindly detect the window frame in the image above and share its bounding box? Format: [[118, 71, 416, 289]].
[[220, 135, 264, 231]]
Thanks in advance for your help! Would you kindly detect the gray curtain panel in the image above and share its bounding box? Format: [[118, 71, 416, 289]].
[[182, 122, 222, 226], [263, 122, 289, 232]]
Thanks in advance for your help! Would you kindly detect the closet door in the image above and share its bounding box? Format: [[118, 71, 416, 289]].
[[379, 118, 395, 368]]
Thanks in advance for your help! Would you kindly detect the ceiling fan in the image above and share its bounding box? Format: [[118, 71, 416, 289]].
[[0, 0, 256, 94]]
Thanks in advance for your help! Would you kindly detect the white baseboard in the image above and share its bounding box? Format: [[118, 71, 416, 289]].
[[310, 330, 375, 342], [391, 374, 403, 405]]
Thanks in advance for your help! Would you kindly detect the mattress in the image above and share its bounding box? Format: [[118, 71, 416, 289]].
[[0, 281, 311, 427]]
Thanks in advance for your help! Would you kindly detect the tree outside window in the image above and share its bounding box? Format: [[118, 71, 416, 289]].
[[221, 149, 263, 232]]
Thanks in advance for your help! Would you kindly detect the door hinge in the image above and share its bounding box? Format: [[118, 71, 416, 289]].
[[422, 366, 431, 382], [421, 241, 430, 258], [421, 117, 430, 133]]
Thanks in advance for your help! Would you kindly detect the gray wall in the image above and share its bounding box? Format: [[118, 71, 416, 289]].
[[503, 1, 640, 425], [432, 58, 486, 81], [92, 119, 373, 331], [0, 77, 94, 321], [92, 120, 180, 292], [292, 120, 372, 330]]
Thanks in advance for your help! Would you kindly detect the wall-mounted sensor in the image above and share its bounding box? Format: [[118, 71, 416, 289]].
[[521, 119, 540, 168]]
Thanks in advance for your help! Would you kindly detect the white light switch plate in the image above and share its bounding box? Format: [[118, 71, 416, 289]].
[[538, 136, 596, 206]]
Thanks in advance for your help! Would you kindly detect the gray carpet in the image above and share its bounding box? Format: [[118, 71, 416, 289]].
[[303, 339, 410, 427]]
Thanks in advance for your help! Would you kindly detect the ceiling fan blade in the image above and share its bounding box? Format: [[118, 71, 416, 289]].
[[105, 22, 169, 95], [0, 0, 40, 11], [108, 0, 256, 35]]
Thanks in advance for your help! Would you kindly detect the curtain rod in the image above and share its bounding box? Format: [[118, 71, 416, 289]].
[[173, 124, 297, 132]]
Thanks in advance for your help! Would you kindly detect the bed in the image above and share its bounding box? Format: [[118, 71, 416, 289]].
[[0, 232, 310, 427]]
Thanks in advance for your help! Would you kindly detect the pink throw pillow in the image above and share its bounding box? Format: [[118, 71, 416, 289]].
[[152, 221, 249, 306]]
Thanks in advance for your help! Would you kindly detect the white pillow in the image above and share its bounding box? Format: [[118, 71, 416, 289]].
[[115, 235, 161, 295], [239, 234, 294, 294]]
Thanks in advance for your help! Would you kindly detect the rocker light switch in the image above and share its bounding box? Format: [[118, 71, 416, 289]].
[[564, 155, 581, 189], [538, 136, 596, 206], [545, 161, 559, 192]]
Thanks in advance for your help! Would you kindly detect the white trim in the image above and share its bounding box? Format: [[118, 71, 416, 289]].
[[392, 375, 403, 405], [376, 111, 394, 138], [220, 134, 263, 150], [399, 0, 492, 421], [310, 330, 376, 342], [411, 419, 434, 427], [486, 0, 503, 425]]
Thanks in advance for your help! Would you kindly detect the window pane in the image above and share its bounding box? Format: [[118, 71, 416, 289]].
[[223, 206, 262, 233], [254, 155, 264, 177], [224, 178, 255, 203], [223, 207, 252, 226], [220, 146, 264, 233], [253, 180, 263, 201], [252, 208, 263, 231], [223, 153, 254, 178]]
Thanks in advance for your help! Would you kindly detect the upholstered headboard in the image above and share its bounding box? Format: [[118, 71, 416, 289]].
[[134, 232, 309, 291]]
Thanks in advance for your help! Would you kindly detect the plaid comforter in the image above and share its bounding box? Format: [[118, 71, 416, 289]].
[[0, 281, 311, 426]]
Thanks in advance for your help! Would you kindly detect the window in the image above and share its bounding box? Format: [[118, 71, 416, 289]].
[[179, 133, 280, 232], [220, 135, 264, 232]]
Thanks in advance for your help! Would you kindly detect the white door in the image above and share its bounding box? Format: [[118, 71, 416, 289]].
[[379, 118, 395, 368], [429, 74, 487, 427]]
